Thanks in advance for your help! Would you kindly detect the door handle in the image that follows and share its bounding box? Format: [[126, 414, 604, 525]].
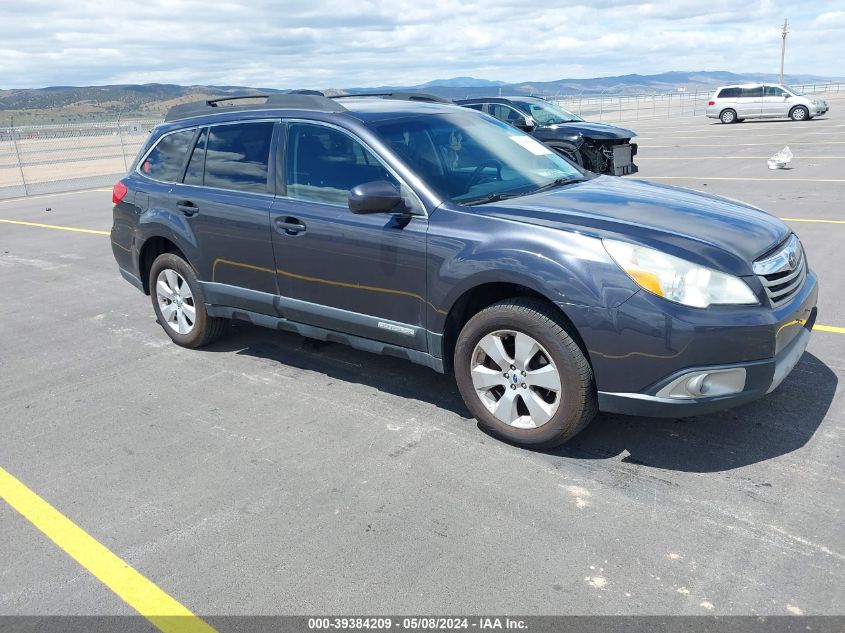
[[275, 216, 307, 235], [176, 201, 199, 216]]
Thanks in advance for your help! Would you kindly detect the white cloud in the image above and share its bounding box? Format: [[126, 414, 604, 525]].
[[0, 0, 842, 88]]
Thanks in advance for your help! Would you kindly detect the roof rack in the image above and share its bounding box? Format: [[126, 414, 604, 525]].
[[331, 92, 451, 104], [164, 93, 346, 122]]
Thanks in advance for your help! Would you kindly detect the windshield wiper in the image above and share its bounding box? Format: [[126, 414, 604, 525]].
[[463, 191, 524, 206], [531, 177, 586, 194]]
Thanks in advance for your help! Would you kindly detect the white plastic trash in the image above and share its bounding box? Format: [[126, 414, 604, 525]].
[[768, 146, 793, 170]]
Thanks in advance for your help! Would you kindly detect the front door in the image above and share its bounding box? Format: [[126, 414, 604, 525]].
[[169, 121, 279, 313], [762, 86, 790, 117], [269, 121, 429, 351]]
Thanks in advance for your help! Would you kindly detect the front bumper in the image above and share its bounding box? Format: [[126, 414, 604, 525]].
[[573, 269, 818, 418], [810, 103, 829, 116], [597, 311, 815, 417]]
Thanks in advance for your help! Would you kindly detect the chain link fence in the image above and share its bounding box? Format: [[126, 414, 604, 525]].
[[1, 82, 843, 200], [0, 117, 160, 200]]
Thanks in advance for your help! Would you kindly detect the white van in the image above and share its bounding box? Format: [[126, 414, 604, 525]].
[[705, 84, 829, 123]]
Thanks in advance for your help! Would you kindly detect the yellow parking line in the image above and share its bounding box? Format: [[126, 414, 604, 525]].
[[781, 218, 845, 224], [647, 141, 845, 148], [646, 176, 845, 183], [0, 188, 111, 204], [816, 325, 845, 334], [638, 156, 845, 160], [0, 465, 217, 633], [0, 219, 110, 235]]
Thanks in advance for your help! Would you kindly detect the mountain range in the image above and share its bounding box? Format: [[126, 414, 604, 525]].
[[1, 71, 839, 124]]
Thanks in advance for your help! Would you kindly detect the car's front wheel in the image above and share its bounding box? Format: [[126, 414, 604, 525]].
[[720, 109, 737, 124], [790, 106, 809, 121], [454, 298, 596, 448], [149, 252, 224, 348]]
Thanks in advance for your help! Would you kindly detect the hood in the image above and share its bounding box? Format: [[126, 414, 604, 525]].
[[476, 176, 789, 276], [540, 121, 636, 141]]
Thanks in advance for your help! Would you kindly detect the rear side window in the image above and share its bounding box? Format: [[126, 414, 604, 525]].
[[717, 87, 741, 98], [140, 129, 195, 182], [183, 128, 207, 186], [740, 86, 763, 98], [203, 122, 274, 193]]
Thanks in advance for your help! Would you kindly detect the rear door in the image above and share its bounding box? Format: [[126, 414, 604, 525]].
[[269, 120, 429, 351], [168, 120, 280, 313], [737, 86, 764, 118]]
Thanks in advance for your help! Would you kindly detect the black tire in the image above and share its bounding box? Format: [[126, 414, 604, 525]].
[[454, 298, 597, 449], [790, 106, 809, 121], [149, 252, 224, 348], [720, 109, 737, 124]]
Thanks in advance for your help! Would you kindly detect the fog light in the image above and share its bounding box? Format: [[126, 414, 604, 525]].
[[656, 368, 746, 400]]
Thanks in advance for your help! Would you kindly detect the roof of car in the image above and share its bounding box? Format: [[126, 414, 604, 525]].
[[162, 92, 462, 124], [456, 96, 547, 104]]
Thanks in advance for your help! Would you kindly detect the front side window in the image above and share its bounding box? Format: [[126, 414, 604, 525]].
[[764, 86, 787, 97], [371, 112, 583, 205], [513, 100, 582, 124], [203, 122, 273, 193], [488, 104, 525, 124], [285, 122, 399, 206], [140, 128, 195, 182]]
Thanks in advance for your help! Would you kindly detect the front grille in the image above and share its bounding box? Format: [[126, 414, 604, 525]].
[[753, 235, 807, 308]]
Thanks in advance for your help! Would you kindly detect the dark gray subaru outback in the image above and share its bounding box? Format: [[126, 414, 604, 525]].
[[111, 92, 818, 448]]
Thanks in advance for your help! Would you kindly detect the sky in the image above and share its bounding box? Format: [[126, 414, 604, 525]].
[[1, 0, 844, 89]]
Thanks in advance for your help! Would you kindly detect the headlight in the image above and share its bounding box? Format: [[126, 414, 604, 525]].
[[604, 240, 758, 308]]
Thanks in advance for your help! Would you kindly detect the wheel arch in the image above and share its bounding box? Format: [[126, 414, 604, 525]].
[[439, 281, 590, 375], [137, 235, 188, 294]]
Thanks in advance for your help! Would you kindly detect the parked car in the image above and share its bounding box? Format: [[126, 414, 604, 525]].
[[112, 92, 817, 448], [456, 96, 637, 175], [706, 84, 829, 123]]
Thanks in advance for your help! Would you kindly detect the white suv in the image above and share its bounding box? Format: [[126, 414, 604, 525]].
[[706, 84, 829, 123]]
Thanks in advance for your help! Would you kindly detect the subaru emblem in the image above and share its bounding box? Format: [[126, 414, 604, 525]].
[[788, 249, 797, 268]]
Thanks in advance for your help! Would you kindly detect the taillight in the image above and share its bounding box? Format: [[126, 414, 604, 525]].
[[708, 100, 715, 106], [112, 180, 128, 205]]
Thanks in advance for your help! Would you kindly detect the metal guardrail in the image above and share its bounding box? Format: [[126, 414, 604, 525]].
[[551, 81, 844, 123], [0, 82, 842, 199]]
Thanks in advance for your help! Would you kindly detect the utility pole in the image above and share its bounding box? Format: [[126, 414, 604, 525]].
[[780, 18, 789, 85]]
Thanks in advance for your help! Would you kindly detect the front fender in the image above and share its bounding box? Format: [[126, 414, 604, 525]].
[[426, 207, 639, 334]]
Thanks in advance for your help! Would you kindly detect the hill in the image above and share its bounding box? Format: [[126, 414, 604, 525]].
[[1, 71, 838, 124]]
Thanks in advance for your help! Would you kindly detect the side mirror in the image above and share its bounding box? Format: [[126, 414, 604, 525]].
[[348, 180, 404, 214]]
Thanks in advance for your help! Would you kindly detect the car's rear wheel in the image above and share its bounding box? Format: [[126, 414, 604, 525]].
[[454, 298, 596, 448], [150, 252, 224, 348], [720, 109, 737, 124], [790, 106, 809, 121]]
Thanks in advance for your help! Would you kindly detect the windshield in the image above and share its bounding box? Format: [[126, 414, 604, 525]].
[[786, 86, 804, 96], [369, 112, 583, 205], [513, 100, 583, 125]]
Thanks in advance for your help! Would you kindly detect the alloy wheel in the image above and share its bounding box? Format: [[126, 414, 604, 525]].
[[470, 330, 562, 429], [156, 269, 196, 335]]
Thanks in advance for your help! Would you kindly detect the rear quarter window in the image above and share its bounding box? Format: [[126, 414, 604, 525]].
[[140, 129, 196, 182], [717, 87, 741, 99]]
